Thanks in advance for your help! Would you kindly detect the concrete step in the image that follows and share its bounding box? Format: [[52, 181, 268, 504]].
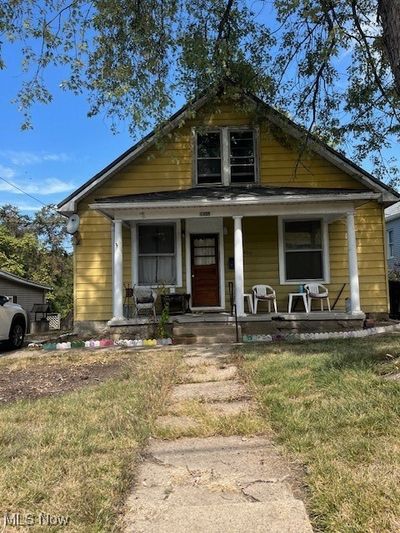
[[125, 500, 313, 533], [170, 380, 249, 402], [174, 334, 237, 345], [173, 324, 238, 336], [185, 364, 237, 383]]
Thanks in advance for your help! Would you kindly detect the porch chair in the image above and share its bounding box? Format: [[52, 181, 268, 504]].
[[133, 287, 158, 319], [252, 284, 278, 314], [304, 283, 331, 312]]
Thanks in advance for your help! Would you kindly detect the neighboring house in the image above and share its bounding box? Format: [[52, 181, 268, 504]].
[[385, 202, 400, 271], [58, 86, 399, 332], [0, 270, 52, 320]]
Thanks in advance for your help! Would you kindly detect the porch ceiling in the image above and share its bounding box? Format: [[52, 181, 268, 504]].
[[90, 186, 380, 221]]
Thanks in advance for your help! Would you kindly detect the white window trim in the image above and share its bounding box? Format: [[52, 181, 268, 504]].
[[192, 126, 259, 186], [131, 220, 182, 288], [278, 216, 330, 285], [387, 229, 394, 259]]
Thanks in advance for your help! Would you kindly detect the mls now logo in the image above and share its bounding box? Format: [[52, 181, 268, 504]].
[[3, 512, 70, 527]]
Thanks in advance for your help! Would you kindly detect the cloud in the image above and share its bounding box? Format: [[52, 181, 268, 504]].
[[0, 164, 16, 179], [0, 177, 75, 196], [0, 150, 70, 166], [9, 201, 42, 212]]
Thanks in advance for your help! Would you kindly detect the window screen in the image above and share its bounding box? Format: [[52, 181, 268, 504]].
[[229, 130, 255, 183], [284, 220, 323, 280]]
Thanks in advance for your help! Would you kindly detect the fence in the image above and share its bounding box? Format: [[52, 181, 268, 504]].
[[47, 313, 61, 330]]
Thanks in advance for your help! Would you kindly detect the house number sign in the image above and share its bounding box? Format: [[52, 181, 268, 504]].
[[199, 211, 211, 216]]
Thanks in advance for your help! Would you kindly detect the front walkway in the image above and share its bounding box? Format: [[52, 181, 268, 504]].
[[123, 346, 313, 532]]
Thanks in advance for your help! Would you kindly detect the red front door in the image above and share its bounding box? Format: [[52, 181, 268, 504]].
[[191, 234, 220, 307]]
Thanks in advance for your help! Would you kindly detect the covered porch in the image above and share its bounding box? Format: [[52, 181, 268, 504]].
[[90, 186, 380, 326]]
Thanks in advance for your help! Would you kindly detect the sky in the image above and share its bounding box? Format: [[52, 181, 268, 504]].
[[0, 53, 136, 214], [0, 3, 399, 215]]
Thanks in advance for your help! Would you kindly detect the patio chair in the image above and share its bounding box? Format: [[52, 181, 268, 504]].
[[133, 287, 158, 319], [252, 284, 278, 314], [304, 283, 331, 312]]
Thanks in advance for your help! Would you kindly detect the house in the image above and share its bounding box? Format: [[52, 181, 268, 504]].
[[385, 202, 400, 271], [58, 86, 399, 336], [0, 270, 52, 320]]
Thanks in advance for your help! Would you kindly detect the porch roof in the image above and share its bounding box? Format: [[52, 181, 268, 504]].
[[91, 186, 381, 220], [94, 186, 378, 209]]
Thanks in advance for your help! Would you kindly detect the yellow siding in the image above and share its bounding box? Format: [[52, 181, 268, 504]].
[[221, 203, 387, 313], [74, 99, 387, 321]]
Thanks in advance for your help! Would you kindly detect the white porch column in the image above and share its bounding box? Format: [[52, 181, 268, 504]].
[[112, 219, 124, 320], [346, 211, 361, 314], [233, 215, 245, 316]]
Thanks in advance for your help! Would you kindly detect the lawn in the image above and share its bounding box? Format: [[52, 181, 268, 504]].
[[240, 335, 400, 533], [0, 348, 180, 532]]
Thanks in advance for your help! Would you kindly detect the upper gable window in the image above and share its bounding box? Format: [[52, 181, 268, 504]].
[[229, 131, 255, 183], [196, 131, 222, 184], [195, 128, 257, 186]]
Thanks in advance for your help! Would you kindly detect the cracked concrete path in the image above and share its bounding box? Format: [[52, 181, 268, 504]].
[[123, 346, 313, 533]]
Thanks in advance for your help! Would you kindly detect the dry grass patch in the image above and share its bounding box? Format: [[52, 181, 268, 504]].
[[155, 398, 267, 439], [0, 350, 181, 532], [240, 335, 400, 533]]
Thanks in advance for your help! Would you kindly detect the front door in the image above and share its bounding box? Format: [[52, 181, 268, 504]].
[[191, 234, 220, 307]]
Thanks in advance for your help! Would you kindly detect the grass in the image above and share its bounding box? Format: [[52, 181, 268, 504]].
[[154, 357, 267, 440], [0, 349, 180, 532], [155, 398, 266, 439], [239, 335, 400, 533]]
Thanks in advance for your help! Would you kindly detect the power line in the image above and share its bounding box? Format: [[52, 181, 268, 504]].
[[0, 175, 48, 207]]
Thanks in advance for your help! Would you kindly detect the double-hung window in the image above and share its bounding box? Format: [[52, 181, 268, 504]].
[[196, 132, 222, 184], [387, 229, 394, 259], [195, 128, 256, 185], [229, 130, 256, 183], [138, 223, 177, 285], [280, 219, 328, 283]]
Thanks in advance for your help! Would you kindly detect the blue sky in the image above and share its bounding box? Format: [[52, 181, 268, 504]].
[[0, 46, 136, 213]]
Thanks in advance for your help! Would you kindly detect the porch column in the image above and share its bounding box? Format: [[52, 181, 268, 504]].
[[233, 215, 245, 316], [346, 211, 361, 314], [112, 219, 124, 320]]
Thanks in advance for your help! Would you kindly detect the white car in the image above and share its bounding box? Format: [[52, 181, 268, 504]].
[[0, 296, 28, 349]]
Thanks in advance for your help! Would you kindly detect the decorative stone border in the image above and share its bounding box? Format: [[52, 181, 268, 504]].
[[242, 323, 400, 343], [29, 338, 174, 350]]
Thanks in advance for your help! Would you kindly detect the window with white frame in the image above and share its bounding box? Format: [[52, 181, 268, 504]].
[[138, 223, 177, 285], [282, 219, 325, 281], [195, 128, 256, 185], [387, 229, 394, 258]]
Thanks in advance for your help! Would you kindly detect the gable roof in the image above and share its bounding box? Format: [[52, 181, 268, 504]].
[[385, 201, 400, 221], [58, 87, 400, 213], [0, 270, 52, 291]]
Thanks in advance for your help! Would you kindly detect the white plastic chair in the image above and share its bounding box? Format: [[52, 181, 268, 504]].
[[134, 288, 158, 319], [252, 285, 277, 314], [304, 283, 331, 312]]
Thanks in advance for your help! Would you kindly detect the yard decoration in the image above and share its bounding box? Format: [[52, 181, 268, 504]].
[[39, 337, 173, 350], [28, 342, 42, 349], [242, 323, 400, 343]]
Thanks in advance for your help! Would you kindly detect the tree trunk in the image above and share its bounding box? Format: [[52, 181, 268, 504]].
[[378, 0, 400, 94]]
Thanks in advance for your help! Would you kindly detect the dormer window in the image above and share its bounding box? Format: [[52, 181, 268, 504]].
[[195, 127, 257, 186]]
